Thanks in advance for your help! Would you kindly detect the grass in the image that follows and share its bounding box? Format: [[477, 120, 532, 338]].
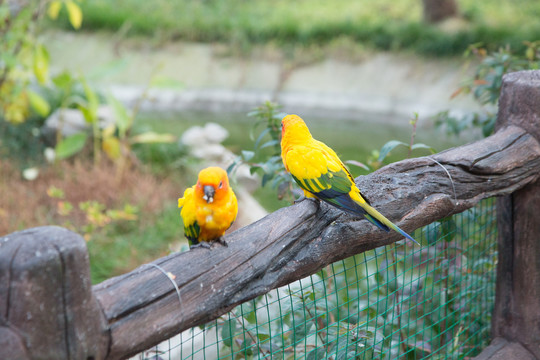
[[88, 203, 183, 283], [0, 157, 184, 284], [50, 0, 540, 56]]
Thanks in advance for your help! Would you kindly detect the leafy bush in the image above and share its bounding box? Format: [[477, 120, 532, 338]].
[[228, 101, 294, 201], [435, 41, 540, 137]]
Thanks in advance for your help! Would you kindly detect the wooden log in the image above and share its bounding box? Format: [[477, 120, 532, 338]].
[[472, 338, 536, 360], [496, 70, 540, 142], [491, 69, 540, 359], [0, 226, 109, 360], [93, 124, 540, 359]]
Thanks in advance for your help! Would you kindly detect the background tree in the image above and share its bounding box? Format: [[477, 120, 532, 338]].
[[422, 0, 459, 23]]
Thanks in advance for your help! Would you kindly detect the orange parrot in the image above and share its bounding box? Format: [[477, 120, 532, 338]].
[[178, 167, 238, 248], [281, 114, 419, 245]]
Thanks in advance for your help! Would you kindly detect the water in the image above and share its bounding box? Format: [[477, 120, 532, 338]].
[[136, 110, 474, 210]]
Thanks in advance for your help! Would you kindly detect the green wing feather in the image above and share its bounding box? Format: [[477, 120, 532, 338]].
[[179, 187, 201, 245], [184, 222, 201, 245]]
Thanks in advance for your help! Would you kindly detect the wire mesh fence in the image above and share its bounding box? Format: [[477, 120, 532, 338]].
[[134, 198, 497, 360]]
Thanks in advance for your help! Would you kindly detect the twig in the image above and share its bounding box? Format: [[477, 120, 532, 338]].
[[141, 263, 182, 308], [228, 308, 272, 358], [407, 113, 419, 159], [427, 157, 458, 207]]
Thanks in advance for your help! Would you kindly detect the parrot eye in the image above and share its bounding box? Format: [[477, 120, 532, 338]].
[[218, 181, 223, 189]]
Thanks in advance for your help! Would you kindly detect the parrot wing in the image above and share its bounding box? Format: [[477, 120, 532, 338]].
[[285, 141, 369, 215], [286, 140, 397, 234], [178, 187, 201, 245]]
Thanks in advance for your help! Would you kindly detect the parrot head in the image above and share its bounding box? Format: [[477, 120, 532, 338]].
[[281, 114, 313, 145], [195, 167, 231, 204]]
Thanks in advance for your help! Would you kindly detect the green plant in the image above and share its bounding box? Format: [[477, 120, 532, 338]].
[[46, 185, 138, 241], [435, 41, 540, 137], [376, 113, 435, 167], [0, 0, 82, 125], [49, 72, 177, 168], [0, 0, 83, 169], [228, 101, 293, 201]]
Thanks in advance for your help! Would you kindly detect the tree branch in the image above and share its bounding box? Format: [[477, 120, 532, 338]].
[[92, 124, 540, 359]]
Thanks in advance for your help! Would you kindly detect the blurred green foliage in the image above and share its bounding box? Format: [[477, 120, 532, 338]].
[[50, 0, 540, 57], [0, 0, 82, 125], [435, 41, 540, 137], [228, 102, 294, 202]]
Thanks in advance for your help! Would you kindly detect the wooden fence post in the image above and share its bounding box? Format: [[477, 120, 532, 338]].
[[0, 226, 109, 360], [492, 70, 540, 358]]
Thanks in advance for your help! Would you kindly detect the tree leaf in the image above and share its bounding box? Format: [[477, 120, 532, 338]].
[[55, 133, 88, 160], [306, 347, 326, 360], [79, 77, 99, 123], [106, 93, 131, 138], [241, 150, 255, 161], [378, 140, 407, 162], [47, 1, 62, 19], [253, 127, 271, 148], [33, 44, 49, 84], [259, 139, 279, 150], [256, 332, 270, 341], [52, 71, 73, 90], [411, 143, 435, 154], [102, 137, 121, 160], [344, 159, 370, 171], [226, 158, 240, 175], [422, 222, 440, 246], [102, 124, 116, 138], [65, 0, 83, 29], [27, 89, 50, 117], [221, 319, 237, 348]]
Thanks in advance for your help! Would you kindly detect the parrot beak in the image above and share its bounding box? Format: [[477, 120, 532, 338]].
[[203, 185, 215, 203]]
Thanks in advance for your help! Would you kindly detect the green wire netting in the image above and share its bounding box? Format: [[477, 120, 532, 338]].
[[135, 198, 497, 360]]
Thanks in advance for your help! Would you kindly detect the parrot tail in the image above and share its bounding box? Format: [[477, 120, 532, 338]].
[[363, 206, 420, 246]]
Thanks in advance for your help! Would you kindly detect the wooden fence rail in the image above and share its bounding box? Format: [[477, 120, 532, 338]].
[[1, 70, 539, 360]]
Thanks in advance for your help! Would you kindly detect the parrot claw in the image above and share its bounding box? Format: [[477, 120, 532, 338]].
[[190, 242, 212, 250], [294, 195, 318, 205], [294, 195, 306, 203], [216, 237, 228, 247]]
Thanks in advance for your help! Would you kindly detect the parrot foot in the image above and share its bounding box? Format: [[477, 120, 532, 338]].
[[190, 242, 212, 250], [216, 237, 228, 247], [294, 195, 306, 204], [294, 195, 318, 205]]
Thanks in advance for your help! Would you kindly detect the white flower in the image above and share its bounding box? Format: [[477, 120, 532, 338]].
[[22, 167, 39, 181], [44, 147, 56, 163]]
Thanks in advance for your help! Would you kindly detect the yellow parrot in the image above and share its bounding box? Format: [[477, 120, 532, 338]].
[[281, 114, 419, 245], [178, 167, 238, 248]]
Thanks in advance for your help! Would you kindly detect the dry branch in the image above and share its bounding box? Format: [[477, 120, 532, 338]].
[[93, 124, 540, 359]]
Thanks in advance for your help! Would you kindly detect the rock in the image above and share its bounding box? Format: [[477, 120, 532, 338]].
[[180, 122, 229, 147], [203, 122, 229, 144], [43, 106, 116, 137]]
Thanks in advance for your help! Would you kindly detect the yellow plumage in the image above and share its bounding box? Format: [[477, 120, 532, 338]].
[[178, 167, 238, 248], [281, 114, 418, 245]]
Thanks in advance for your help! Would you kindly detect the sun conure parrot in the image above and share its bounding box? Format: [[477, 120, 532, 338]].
[[178, 166, 238, 248], [280, 114, 419, 245]]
